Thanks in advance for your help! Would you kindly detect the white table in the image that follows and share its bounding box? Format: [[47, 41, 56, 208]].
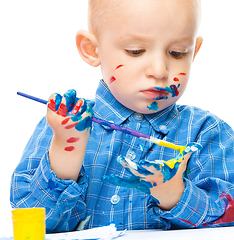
[[45, 226, 234, 240], [1, 226, 234, 240]]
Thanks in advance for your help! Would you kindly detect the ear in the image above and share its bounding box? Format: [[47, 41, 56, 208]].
[[193, 36, 203, 61], [76, 30, 101, 67]]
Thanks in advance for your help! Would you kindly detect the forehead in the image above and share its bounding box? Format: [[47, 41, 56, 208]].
[[89, 0, 201, 37], [89, 0, 201, 41]]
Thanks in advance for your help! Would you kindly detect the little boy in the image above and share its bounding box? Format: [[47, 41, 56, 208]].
[[10, 0, 234, 233]]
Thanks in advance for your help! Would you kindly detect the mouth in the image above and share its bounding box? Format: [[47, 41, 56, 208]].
[[141, 87, 169, 100]]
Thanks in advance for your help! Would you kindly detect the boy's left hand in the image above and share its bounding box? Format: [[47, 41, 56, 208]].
[[103, 142, 201, 210]]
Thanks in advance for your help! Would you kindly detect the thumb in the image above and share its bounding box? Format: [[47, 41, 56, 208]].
[[178, 153, 192, 176]]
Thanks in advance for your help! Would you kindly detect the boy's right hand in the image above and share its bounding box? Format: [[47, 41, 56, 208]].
[[46, 89, 93, 180]]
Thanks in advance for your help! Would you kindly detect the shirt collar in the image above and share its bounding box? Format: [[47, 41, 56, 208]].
[[93, 79, 178, 134]]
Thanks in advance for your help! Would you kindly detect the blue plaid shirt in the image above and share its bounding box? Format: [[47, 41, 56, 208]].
[[10, 80, 234, 233]]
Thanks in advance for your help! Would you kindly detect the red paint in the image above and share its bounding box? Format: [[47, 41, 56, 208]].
[[202, 194, 234, 226], [57, 103, 67, 117], [110, 76, 116, 84], [61, 118, 70, 125], [64, 146, 75, 152], [67, 137, 80, 143], [72, 99, 83, 115], [65, 122, 78, 129], [178, 73, 186, 76], [48, 99, 56, 112], [115, 64, 124, 70], [178, 218, 196, 227], [173, 77, 179, 82]]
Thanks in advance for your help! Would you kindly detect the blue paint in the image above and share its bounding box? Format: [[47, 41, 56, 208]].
[[70, 104, 93, 132], [147, 102, 159, 111], [154, 84, 180, 98], [75, 115, 93, 132], [153, 96, 168, 100], [51, 89, 94, 132], [64, 89, 76, 111], [55, 93, 62, 111], [103, 142, 202, 204]]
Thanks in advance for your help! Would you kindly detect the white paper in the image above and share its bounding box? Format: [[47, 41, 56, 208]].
[[46, 223, 126, 240]]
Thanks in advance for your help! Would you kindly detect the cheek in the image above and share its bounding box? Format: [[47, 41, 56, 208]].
[[108, 64, 125, 85]]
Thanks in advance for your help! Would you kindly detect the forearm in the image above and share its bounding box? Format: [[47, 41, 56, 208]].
[[49, 135, 88, 181]]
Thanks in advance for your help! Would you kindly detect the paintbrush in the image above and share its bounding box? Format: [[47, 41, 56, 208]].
[[17, 91, 195, 152]]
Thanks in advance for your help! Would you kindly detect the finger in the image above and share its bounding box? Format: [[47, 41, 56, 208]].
[[56, 90, 77, 117], [47, 93, 62, 112], [117, 156, 151, 179], [71, 98, 87, 117], [185, 142, 202, 153], [180, 152, 191, 170], [117, 156, 138, 172], [74, 104, 93, 132], [64, 89, 77, 112]]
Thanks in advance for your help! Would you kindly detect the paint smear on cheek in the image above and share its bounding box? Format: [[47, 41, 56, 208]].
[[173, 77, 179, 82], [170, 84, 180, 97], [178, 73, 186, 76], [109, 65, 124, 84], [115, 64, 124, 70], [110, 76, 116, 84]]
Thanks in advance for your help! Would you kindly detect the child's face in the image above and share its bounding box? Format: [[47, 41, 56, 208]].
[[95, 0, 201, 114]]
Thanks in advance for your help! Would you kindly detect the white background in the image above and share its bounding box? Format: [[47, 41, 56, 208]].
[[0, 1, 234, 236]]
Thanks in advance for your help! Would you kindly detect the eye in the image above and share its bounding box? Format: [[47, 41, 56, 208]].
[[125, 49, 146, 57], [169, 51, 187, 59]]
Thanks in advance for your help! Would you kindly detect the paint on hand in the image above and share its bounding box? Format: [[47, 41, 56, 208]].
[[67, 137, 80, 143], [103, 142, 201, 202], [147, 102, 159, 111], [63, 138, 79, 152], [48, 90, 93, 151], [61, 117, 70, 125], [64, 146, 75, 152]]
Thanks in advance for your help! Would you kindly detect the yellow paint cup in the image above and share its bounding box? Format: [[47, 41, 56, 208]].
[[12, 207, 45, 240]]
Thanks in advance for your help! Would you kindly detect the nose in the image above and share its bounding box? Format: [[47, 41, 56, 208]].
[[145, 55, 168, 80]]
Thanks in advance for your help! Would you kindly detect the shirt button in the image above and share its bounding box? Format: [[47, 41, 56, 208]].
[[126, 150, 136, 161], [159, 125, 167, 130], [134, 113, 144, 120], [111, 195, 120, 205]]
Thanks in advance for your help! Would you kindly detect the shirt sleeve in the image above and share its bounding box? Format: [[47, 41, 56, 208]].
[[10, 117, 88, 233], [147, 118, 234, 229]]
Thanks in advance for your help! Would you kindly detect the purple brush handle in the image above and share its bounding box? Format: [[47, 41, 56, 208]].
[[91, 117, 150, 139], [17, 92, 150, 140]]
